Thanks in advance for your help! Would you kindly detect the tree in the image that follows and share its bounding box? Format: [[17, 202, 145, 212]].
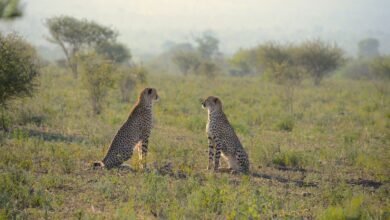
[[79, 52, 115, 114], [340, 59, 371, 80], [370, 55, 390, 80], [358, 38, 380, 59], [229, 49, 256, 76], [197, 61, 219, 78], [117, 67, 137, 103], [95, 41, 131, 64], [195, 33, 220, 59], [0, 33, 39, 130], [0, 0, 22, 19], [45, 16, 117, 77], [169, 39, 221, 77], [257, 42, 293, 64], [172, 50, 201, 75], [117, 64, 148, 102], [295, 40, 344, 85], [257, 43, 305, 114], [369, 55, 390, 107]]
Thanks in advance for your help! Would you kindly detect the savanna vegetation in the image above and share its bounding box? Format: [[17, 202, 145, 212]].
[[0, 16, 389, 219]]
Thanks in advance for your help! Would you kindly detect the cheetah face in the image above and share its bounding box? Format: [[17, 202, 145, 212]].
[[143, 88, 159, 102], [202, 96, 222, 111]]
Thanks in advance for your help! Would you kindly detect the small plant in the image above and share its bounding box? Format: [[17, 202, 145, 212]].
[[79, 52, 115, 114], [319, 206, 345, 220], [319, 196, 364, 220], [188, 182, 227, 216], [140, 173, 170, 218], [0, 167, 51, 218], [114, 201, 137, 219], [118, 64, 148, 102], [94, 176, 126, 200], [369, 55, 390, 107], [272, 150, 306, 168], [196, 61, 219, 78], [172, 50, 201, 76], [131, 64, 148, 84], [258, 43, 305, 114], [117, 68, 137, 103], [276, 115, 295, 132]]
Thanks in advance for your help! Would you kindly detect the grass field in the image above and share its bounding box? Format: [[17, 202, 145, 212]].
[[0, 65, 389, 219]]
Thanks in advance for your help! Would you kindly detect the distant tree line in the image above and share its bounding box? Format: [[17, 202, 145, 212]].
[[229, 40, 345, 86], [341, 38, 389, 106], [1, 11, 389, 125], [170, 32, 222, 78]]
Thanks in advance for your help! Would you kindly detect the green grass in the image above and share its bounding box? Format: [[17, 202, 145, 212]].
[[0, 66, 389, 219]]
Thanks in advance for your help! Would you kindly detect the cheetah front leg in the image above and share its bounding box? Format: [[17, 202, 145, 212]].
[[214, 138, 223, 172], [138, 134, 149, 170], [207, 136, 215, 170]]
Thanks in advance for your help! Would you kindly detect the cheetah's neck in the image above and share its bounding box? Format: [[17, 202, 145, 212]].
[[208, 109, 225, 123]]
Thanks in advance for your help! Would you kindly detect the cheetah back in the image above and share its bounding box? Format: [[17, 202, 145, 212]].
[[208, 113, 250, 172], [102, 106, 152, 169]]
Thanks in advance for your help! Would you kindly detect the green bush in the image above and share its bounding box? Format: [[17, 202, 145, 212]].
[[94, 175, 128, 201], [140, 173, 170, 218], [79, 52, 116, 114], [272, 150, 306, 168], [340, 60, 371, 80], [295, 40, 344, 85], [0, 33, 40, 130], [319, 206, 345, 220], [370, 55, 390, 80], [0, 167, 51, 219], [187, 178, 229, 217], [117, 68, 137, 103], [275, 115, 295, 132], [319, 196, 365, 220]]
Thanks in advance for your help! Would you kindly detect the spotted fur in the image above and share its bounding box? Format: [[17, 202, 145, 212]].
[[94, 88, 159, 169], [202, 96, 250, 173]]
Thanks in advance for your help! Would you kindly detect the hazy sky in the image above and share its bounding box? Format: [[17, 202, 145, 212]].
[[1, 0, 389, 57]]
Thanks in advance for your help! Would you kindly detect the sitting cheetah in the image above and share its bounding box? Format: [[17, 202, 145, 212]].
[[201, 96, 250, 173], [94, 88, 159, 169]]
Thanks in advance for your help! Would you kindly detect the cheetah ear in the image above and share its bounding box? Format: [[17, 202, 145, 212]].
[[147, 88, 153, 95], [214, 98, 218, 104]]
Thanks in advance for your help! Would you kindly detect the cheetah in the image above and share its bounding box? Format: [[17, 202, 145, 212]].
[[93, 88, 159, 169], [201, 96, 250, 173]]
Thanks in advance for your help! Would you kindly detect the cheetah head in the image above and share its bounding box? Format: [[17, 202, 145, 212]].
[[141, 88, 159, 103], [201, 96, 222, 112]]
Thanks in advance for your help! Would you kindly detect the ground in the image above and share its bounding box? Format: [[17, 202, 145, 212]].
[[0, 66, 389, 219]]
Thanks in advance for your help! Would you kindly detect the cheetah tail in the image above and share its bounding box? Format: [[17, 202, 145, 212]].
[[93, 161, 105, 169]]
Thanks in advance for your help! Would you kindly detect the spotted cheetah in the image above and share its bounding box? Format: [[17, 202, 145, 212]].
[[94, 88, 159, 169], [201, 96, 250, 173]]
